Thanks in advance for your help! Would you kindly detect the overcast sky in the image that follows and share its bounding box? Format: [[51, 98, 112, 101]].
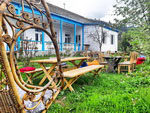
[[46, 0, 117, 23]]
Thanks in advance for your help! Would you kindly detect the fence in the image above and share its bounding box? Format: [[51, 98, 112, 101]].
[[7, 40, 81, 52]]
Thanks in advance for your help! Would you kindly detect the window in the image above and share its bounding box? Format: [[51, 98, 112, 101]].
[[76, 35, 81, 43], [102, 32, 107, 44], [35, 33, 38, 44], [35, 29, 42, 44], [40, 34, 42, 44], [65, 34, 71, 43], [40, 34, 42, 41], [111, 35, 114, 45], [35, 33, 38, 41]]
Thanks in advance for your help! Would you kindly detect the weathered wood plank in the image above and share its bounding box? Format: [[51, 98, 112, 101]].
[[63, 65, 104, 78]]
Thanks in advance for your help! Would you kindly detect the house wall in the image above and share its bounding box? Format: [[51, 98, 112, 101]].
[[76, 26, 82, 51], [84, 25, 118, 52], [44, 23, 82, 51], [22, 22, 83, 52], [62, 25, 74, 43], [4, 20, 118, 54], [24, 29, 42, 50]]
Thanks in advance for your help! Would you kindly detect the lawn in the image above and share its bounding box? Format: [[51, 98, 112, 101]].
[[46, 60, 150, 113], [18, 56, 150, 113]]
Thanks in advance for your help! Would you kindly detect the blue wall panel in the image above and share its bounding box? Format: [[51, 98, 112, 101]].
[[60, 20, 63, 51], [42, 32, 45, 51], [82, 25, 84, 51], [74, 24, 76, 51]]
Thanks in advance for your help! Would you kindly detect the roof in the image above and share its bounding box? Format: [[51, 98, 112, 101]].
[[13, 0, 90, 23], [12, 0, 119, 32]]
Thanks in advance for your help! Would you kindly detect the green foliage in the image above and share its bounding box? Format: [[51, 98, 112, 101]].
[[128, 60, 150, 77], [0, 65, 6, 89], [123, 26, 150, 56], [114, 0, 150, 28], [114, 0, 150, 56], [119, 32, 132, 52]]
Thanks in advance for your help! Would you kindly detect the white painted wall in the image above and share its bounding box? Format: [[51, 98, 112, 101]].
[[3, 17, 82, 53], [24, 29, 35, 40], [62, 25, 74, 43], [24, 29, 42, 50], [84, 25, 118, 52], [7, 21, 118, 53], [54, 23, 60, 43], [76, 26, 82, 51]]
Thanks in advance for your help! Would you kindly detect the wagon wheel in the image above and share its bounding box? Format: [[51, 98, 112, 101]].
[[0, 0, 64, 112]]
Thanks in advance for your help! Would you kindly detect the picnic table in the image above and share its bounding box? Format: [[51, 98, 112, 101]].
[[30, 57, 88, 85], [30, 57, 103, 91], [103, 56, 122, 73]]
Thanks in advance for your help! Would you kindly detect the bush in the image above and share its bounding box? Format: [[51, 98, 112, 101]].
[[128, 59, 150, 77]]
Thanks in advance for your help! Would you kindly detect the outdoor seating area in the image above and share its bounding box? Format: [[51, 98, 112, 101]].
[[0, 0, 149, 113], [83, 51, 140, 73], [29, 57, 104, 91]]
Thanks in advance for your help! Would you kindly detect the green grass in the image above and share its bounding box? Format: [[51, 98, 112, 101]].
[[47, 62, 150, 113], [17, 56, 150, 113]]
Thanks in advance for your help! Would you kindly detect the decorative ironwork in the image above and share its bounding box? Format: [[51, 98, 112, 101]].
[[0, 0, 64, 112]]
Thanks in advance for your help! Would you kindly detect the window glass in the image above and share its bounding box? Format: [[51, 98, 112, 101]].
[[35, 33, 38, 41], [111, 35, 114, 45], [40, 34, 42, 41], [40, 34, 42, 44], [76, 35, 81, 43], [65, 34, 71, 43], [102, 32, 107, 44]]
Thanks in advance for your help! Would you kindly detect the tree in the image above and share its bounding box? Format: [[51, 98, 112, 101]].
[[118, 32, 132, 52], [114, 0, 150, 28], [125, 27, 150, 56], [88, 25, 107, 52], [113, 0, 150, 56]]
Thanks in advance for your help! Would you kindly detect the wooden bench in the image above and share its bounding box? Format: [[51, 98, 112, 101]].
[[24, 63, 68, 84], [63, 65, 104, 91], [24, 67, 50, 74], [24, 67, 50, 84]]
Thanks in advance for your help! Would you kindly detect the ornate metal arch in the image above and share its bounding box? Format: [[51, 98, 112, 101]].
[[0, 0, 64, 112]]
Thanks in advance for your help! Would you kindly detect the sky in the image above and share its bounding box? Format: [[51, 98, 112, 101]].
[[46, 0, 117, 23]]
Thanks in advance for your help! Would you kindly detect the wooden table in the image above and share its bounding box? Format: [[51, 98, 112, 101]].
[[103, 56, 122, 73], [30, 57, 89, 86]]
